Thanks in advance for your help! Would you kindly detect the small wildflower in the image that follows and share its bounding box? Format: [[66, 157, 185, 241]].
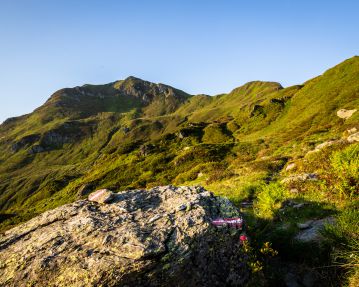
[[240, 235, 248, 242]]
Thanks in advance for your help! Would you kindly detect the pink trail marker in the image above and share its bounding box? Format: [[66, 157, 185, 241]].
[[211, 217, 243, 229]]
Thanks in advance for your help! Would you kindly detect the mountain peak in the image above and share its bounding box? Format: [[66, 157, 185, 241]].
[[124, 75, 144, 82]]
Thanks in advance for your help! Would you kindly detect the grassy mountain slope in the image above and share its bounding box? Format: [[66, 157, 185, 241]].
[[0, 57, 358, 226], [0, 56, 358, 285]]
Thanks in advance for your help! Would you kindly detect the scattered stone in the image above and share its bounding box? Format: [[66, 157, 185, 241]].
[[295, 217, 335, 243], [285, 162, 296, 172], [88, 189, 115, 204], [347, 132, 359, 143], [347, 127, 357, 134], [0, 185, 250, 287], [336, 108, 357, 119], [281, 173, 318, 184], [315, 140, 337, 151], [306, 139, 344, 156], [290, 188, 299, 194]]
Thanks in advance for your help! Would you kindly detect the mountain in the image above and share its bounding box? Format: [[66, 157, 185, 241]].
[[0, 57, 358, 286], [0, 57, 358, 230]]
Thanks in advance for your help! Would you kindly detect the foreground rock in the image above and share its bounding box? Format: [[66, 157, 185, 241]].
[[0, 186, 249, 287]]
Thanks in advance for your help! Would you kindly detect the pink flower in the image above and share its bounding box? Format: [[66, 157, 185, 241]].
[[240, 235, 248, 242]]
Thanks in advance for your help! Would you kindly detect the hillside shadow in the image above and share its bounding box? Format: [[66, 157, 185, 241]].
[[0, 213, 16, 224], [243, 198, 340, 286]]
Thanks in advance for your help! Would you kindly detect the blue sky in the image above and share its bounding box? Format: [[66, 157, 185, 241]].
[[0, 0, 358, 123]]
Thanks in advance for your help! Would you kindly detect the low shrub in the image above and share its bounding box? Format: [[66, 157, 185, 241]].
[[254, 182, 289, 219], [330, 143, 359, 197]]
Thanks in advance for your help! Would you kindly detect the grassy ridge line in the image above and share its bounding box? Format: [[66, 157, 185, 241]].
[[0, 56, 358, 232]]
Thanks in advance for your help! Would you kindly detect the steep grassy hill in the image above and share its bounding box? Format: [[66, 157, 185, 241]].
[[0, 56, 358, 285]]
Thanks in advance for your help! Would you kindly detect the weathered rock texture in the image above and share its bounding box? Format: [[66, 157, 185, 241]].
[[0, 186, 249, 287]]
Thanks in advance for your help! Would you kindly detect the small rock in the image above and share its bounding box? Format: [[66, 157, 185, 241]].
[[347, 132, 359, 143], [295, 217, 335, 242], [315, 140, 337, 151], [285, 163, 296, 172], [347, 127, 357, 134], [290, 188, 299, 194], [88, 189, 115, 204], [281, 173, 318, 184], [336, 108, 357, 119]]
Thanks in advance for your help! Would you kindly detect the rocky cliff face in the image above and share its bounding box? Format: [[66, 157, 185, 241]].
[[0, 186, 250, 287]]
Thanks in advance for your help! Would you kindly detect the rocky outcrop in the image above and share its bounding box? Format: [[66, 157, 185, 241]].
[[295, 217, 335, 243], [0, 186, 250, 287], [11, 134, 41, 152]]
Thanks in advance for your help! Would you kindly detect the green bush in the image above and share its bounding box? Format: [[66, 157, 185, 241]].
[[254, 182, 289, 219], [330, 143, 359, 197], [202, 124, 233, 144]]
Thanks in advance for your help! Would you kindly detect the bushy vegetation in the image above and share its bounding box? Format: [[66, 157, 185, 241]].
[[254, 183, 289, 219], [330, 144, 359, 197]]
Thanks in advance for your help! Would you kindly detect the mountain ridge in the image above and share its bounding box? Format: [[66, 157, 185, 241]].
[[0, 56, 358, 232]]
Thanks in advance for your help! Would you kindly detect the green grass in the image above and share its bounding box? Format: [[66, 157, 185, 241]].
[[324, 201, 359, 286]]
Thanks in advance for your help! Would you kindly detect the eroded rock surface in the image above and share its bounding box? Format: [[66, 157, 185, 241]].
[[0, 185, 249, 287]]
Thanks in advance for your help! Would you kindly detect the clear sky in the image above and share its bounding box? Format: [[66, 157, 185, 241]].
[[0, 0, 358, 123]]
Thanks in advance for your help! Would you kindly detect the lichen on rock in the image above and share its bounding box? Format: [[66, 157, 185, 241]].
[[0, 185, 250, 287]]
